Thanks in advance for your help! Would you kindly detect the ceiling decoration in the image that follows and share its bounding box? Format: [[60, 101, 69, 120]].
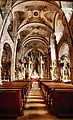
[[0, 0, 72, 67], [12, 1, 59, 30], [24, 40, 48, 54], [11, 1, 63, 63], [0, 0, 7, 7], [16, 38, 48, 65], [18, 23, 51, 45]]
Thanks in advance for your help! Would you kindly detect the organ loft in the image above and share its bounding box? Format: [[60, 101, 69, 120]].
[[0, 0, 73, 119]]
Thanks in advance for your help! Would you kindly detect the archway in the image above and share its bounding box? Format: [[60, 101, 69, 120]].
[[1, 43, 12, 81], [15, 37, 48, 80]]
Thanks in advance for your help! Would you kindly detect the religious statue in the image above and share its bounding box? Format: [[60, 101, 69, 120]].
[[33, 57, 38, 73], [63, 59, 69, 80]]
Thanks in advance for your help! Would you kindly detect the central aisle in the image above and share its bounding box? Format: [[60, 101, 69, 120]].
[[18, 82, 70, 120]]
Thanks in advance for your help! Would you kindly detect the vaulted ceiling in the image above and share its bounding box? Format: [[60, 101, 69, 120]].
[[0, 0, 73, 64], [11, 1, 64, 61]]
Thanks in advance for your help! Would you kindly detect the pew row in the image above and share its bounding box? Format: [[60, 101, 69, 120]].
[[40, 81, 73, 117], [0, 89, 23, 117], [2, 81, 32, 106], [0, 81, 32, 118]]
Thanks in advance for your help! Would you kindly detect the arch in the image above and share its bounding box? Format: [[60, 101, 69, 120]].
[[22, 36, 49, 47]]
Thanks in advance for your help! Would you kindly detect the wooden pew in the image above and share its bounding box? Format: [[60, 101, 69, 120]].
[[40, 81, 73, 117], [0, 89, 23, 117], [49, 88, 73, 116], [2, 81, 29, 107], [0, 81, 32, 117]]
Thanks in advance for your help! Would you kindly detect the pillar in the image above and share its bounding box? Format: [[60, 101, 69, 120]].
[[54, 37, 61, 81], [28, 57, 32, 79], [10, 13, 18, 81], [48, 48, 52, 79], [50, 33, 60, 80], [11, 39, 18, 81], [40, 56, 44, 78]]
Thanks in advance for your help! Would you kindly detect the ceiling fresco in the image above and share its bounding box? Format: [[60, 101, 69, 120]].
[[0, 0, 73, 67]]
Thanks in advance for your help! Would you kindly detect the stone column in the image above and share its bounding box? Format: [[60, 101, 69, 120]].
[[40, 56, 44, 78], [48, 48, 52, 80], [28, 58, 32, 79], [44, 55, 48, 78], [54, 37, 61, 81], [50, 34, 60, 80], [11, 39, 18, 81], [10, 13, 18, 81]]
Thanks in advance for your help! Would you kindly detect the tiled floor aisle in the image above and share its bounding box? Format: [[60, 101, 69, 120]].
[[18, 82, 73, 120]]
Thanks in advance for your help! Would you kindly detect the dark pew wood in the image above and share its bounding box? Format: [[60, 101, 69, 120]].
[[40, 81, 73, 117], [0, 81, 29, 107], [0, 89, 23, 117], [49, 89, 73, 116], [0, 81, 32, 117]]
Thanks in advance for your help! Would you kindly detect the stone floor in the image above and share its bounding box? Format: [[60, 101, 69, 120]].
[[18, 82, 73, 120]]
